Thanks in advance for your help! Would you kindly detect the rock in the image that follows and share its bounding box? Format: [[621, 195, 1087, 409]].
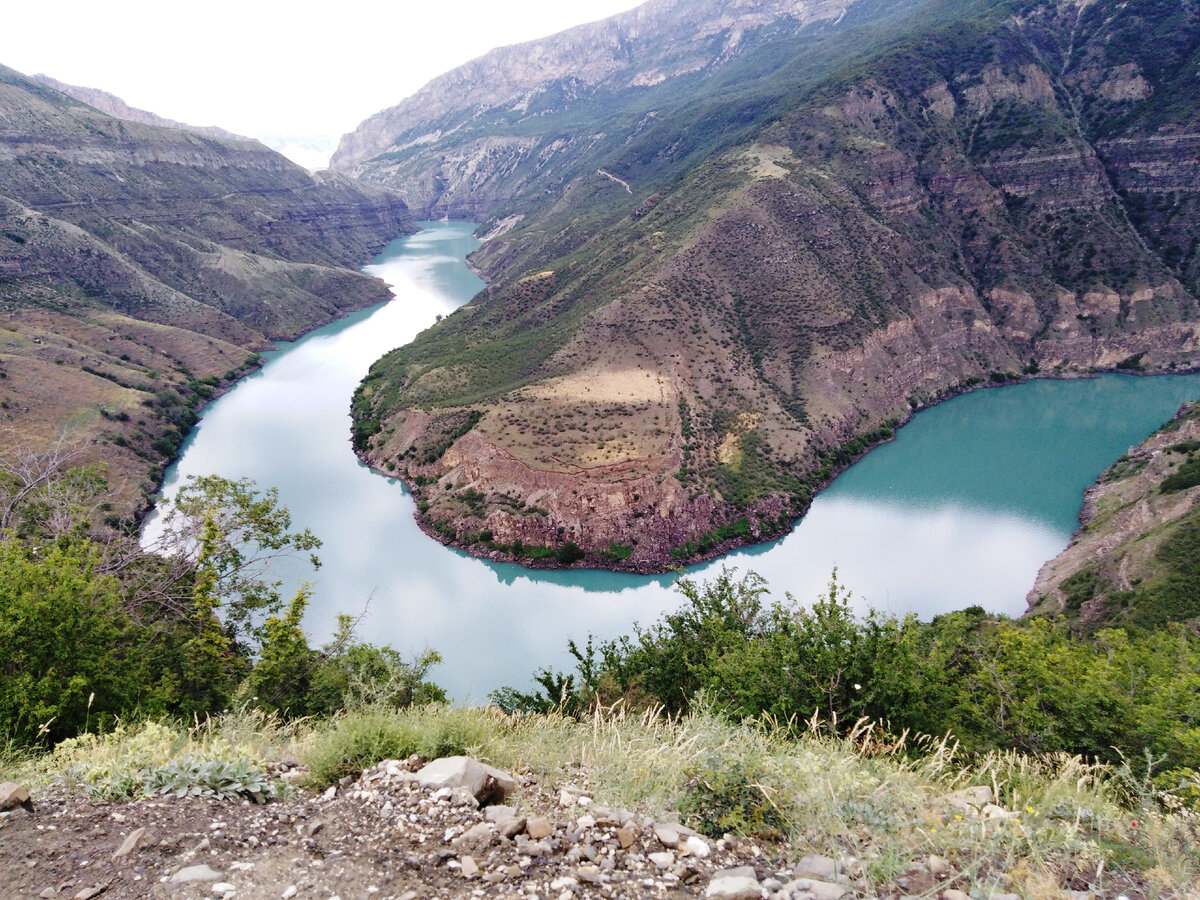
[[38, 890, 56, 899], [795, 855, 841, 879], [805, 879, 849, 900], [281, 887, 298, 900], [0, 781, 33, 812], [454, 822, 495, 850], [685, 835, 711, 858], [990, 894, 1021, 900], [525, 816, 553, 839], [460, 855, 479, 878], [73, 888, 105, 900], [705, 866, 766, 900], [485, 806, 517, 823], [939, 785, 993, 811], [415, 756, 516, 804], [615, 826, 636, 849], [654, 823, 683, 846], [1065, 893, 1093, 900], [982, 803, 1015, 820], [649, 851, 676, 868], [169, 864, 224, 884], [111, 826, 149, 860], [212, 885, 236, 896], [550, 876, 579, 891], [498, 815, 527, 838], [577, 866, 603, 884], [941, 890, 971, 900], [927, 855, 952, 877]]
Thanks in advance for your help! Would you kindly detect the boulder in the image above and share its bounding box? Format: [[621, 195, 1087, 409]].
[[415, 756, 516, 804], [795, 854, 840, 879], [705, 866, 766, 900], [0, 781, 33, 812], [168, 864, 224, 884]]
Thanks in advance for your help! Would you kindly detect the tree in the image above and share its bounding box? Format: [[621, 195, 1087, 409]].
[[147, 474, 322, 645], [0, 536, 173, 742]]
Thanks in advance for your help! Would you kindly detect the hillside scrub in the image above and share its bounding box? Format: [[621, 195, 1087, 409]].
[[0, 463, 440, 744], [494, 569, 1200, 796]]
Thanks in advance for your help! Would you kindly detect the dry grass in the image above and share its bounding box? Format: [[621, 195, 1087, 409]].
[[9, 705, 1199, 896]]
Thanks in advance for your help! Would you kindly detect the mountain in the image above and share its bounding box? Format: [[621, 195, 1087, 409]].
[[1028, 400, 1200, 631], [0, 65, 413, 519], [330, 0, 935, 216], [30, 74, 249, 142], [345, 0, 1200, 572]]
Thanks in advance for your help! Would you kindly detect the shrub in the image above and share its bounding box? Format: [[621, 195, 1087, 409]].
[[302, 706, 494, 788]]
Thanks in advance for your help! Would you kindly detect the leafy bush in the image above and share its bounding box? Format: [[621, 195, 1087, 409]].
[[680, 749, 788, 839], [143, 755, 278, 802]]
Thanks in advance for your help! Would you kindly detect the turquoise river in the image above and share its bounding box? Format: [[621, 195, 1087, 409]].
[[150, 222, 1200, 700]]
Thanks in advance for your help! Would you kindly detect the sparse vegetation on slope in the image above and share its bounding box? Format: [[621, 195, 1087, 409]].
[[0, 65, 412, 520], [1030, 400, 1200, 631]]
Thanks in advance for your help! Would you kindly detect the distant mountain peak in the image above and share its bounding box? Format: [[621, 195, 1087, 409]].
[[330, 0, 859, 175], [31, 73, 253, 143]]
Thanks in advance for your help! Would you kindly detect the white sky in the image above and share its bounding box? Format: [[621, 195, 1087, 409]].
[[2, 0, 644, 168]]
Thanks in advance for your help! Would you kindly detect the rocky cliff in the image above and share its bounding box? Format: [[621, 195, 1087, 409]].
[[30, 74, 249, 141], [348, 0, 1200, 572], [330, 0, 879, 215], [1027, 401, 1200, 630], [0, 65, 413, 519]]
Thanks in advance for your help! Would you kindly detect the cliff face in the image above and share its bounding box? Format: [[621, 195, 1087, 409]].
[[0, 66, 413, 518], [348, 0, 1200, 572], [30, 74, 249, 141], [1028, 402, 1200, 631]]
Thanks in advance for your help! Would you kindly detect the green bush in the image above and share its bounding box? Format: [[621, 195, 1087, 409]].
[[680, 749, 788, 839]]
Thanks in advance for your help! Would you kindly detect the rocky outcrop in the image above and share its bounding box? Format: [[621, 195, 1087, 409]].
[[30, 74, 249, 141], [1027, 402, 1200, 628], [331, 0, 863, 215]]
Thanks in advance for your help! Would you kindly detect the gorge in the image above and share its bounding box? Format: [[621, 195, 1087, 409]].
[[159, 222, 1200, 699]]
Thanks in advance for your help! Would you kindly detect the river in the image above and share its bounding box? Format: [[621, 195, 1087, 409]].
[[151, 222, 1200, 701]]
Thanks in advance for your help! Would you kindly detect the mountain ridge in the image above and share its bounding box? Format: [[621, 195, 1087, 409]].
[[347, 0, 1200, 572]]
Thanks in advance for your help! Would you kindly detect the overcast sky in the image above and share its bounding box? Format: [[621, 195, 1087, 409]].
[[2, 0, 644, 168]]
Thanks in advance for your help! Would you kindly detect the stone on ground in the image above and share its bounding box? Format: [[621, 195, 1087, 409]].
[[415, 756, 516, 804], [704, 866, 766, 900], [169, 863, 224, 884]]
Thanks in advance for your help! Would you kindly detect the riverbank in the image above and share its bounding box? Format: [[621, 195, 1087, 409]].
[[374, 366, 1200, 576]]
